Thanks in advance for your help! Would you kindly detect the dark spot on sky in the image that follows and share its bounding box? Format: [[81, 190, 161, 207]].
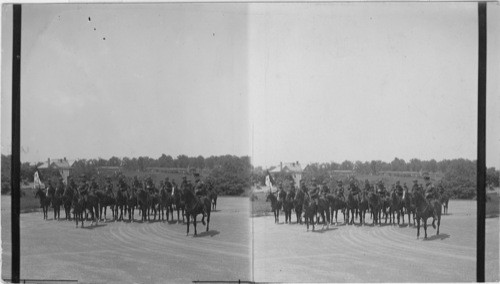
[[103, 37, 106, 40], [88, 17, 91, 22], [94, 28, 96, 31], [213, 33, 215, 36]]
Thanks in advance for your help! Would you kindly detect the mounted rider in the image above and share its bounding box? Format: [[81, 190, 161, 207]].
[[411, 179, 420, 194], [164, 177, 173, 194], [424, 175, 437, 201], [309, 178, 320, 205], [133, 176, 141, 189], [363, 179, 371, 192], [348, 178, 360, 197], [320, 181, 330, 197], [145, 177, 155, 194], [376, 180, 386, 198], [194, 173, 207, 197], [395, 181, 404, 198], [336, 180, 344, 199]]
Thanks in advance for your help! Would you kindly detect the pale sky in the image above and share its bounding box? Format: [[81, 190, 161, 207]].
[[1, 3, 499, 168]]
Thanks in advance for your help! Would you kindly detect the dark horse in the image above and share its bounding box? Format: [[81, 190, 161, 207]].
[[126, 187, 138, 222], [72, 191, 85, 228], [34, 187, 50, 220], [283, 190, 295, 224], [440, 192, 450, 215], [266, 191, 281, 224], [137, 188, 150, 222], [327, 193, 346, 225], [357, 190, 370, 226], [173, 186, 185, 223], [413, 190, 441, 239], [388, 190, 404, 225], [85, 191, 100, 225], [209, 189, 218, 211], [62, 186, 75, 220], [402, 189, 416, 226], [368, 191, 382, 226], [302, 195, 317, 231], [315, 196, 330, 227], [182, 187, 211, 236], [159, 186, 174, 221], [47, 185, 62, 220], [345, 190, 358, 225], [293, 189, 305, 224], [114, 188, 128, 221]]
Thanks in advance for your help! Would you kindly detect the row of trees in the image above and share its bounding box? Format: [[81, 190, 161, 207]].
[[1, 154, 252, 196], [299, 157, 461, 175], [251, 158, 499, 200], [76, 154, 245, 172]]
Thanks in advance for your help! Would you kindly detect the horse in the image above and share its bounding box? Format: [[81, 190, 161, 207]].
[[293, 189, 305, 224], [283, 191, 295, 224], [114, 189, 128, 221], [388, 190, 404, 225], [126, 187, 138, 222], [327, 193, 346, 225], [159, 186, 174, 221], [72, 192, 85, 228], [149, 191, 161, 221], [302, 195, 317, 231], [34, 187, 50, 220], [368, 191, 382, 226], [413, 190, 442, 239], [402, 189, 416, 226], [440, 192, 450, 215], [182, 187, 211, 236], [48, 186, 62, 220], [93, 189, 115, 221], [379, 194, 391, 224], [209, 189, 218, 211], [266, 191, 281, 224], [345, 190, 358, 225], [61, 186, 75, 220], [314, 195, 330, 227], [357, 190, 370, 226], [137, 188, 150, 222], [85, 191, 100, 225], [173, 186, 185, 223]]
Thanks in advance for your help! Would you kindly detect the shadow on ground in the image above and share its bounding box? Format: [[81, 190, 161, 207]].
[[193, 230, 220, 238], [423, 233, 450, 241]]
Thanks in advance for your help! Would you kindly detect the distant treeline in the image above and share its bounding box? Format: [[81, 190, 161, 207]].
[[251, 158, 499, 200], [1, 154, 252, 196]]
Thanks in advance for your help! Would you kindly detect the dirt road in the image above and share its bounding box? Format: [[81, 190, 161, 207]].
[[252, 200, 499, 282], [2, 196, 251, 283]]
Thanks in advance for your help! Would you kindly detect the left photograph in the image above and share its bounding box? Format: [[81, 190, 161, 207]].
[[1, 4, 252, 283]]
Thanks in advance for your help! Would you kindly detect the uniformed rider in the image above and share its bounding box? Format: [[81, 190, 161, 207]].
[[395, 181, 404, 198], [424, 175, 436, 201]]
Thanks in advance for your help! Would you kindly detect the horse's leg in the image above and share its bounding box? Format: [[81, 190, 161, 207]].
[[437, 215, 440, 235], [206, 210, 210, 232], [416, 217, 420, 239], [423, 219, 428, 239], [186, 214, 190, 236], [193, 214, 198, 236]]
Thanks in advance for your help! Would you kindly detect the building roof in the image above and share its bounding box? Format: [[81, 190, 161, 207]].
[[37, 158, 71, 169], [268, 162, 303, 173]]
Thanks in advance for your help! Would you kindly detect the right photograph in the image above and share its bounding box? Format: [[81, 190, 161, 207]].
[[248, 2, 499, 283]]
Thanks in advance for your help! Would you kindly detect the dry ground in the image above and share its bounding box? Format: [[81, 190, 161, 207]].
[[251, 200, 499, 282], [1, 196, 251, 283]]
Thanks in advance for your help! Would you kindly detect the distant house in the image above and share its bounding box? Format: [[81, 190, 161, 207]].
[[37, 158, 72, 184], [269, 161, 303, 189]]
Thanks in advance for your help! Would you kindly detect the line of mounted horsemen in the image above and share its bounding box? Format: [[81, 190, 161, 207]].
[[266, 175, 450, 239], [34, 173, 218, 236]]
